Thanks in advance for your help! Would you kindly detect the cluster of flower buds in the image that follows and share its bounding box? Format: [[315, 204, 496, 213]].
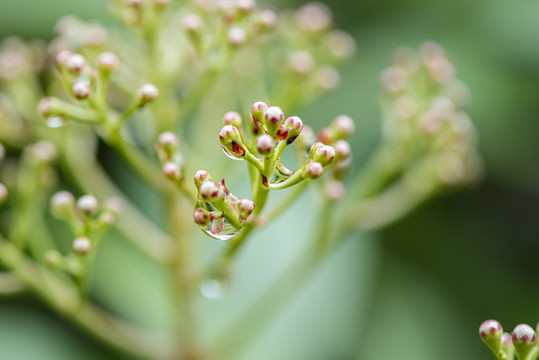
[[379, 42, 482, 188], [0, 37, 47, 81], [193, 170, 255, 240], [181, 0, 277, 57], [479, 319, 539, 360], [51, 15, 108, 52], [46, 191, 122, 280], [155, 131, 186, 185]]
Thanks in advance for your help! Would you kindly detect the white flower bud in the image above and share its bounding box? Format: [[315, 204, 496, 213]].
[[199, 181, 220, 201], [139, 83, 159, 102], [333, 140, 351, 161], [193, 208, 211, 226], [228, 27, 246, 46], [287, 51, 314, 74], [51, 191, 75, 218], [72, 81, 91, 99], [163, 162, 181, 180], [77, 195, 98, 216], [255, 134, 274, 155], [65, 53, 86, 73], [303, 161, 323, 179], [194, 170, 211, 188], [72, 237, 91, 255], [333, 115, 355, 137], [183, 14, 202, 32], [55, 50, 73, 67], [295, 2, 331, 32], [97, 51, 119, 70], [259, 10, 277, 28]]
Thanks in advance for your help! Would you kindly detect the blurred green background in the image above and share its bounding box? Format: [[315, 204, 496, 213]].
[[2, 0, 539, 359]]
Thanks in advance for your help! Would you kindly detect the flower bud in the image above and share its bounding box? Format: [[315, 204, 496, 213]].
[[77, 195, 98, 216], [284, 116, 303, 144], [105, 196, 125, 215], [228, 27, 246, 47], [0, 143, 5, 163], [258, 10, 277, 28], [479, 320, 503, 352], [235, 0, 255, 14], [381, 66, 407, 93], [97, 51, 119, 71], [255, 134, 274, 155], [325, 180, 346, 201], [311, 143, 335, 166], [193, 208, 211, 226], [100, 211, 116, 225], [333, 140, 351, 161], [55, 50, 73, 67], [163, 162, 181, 180], [317, 127, 334, 144], [333, 115, 355, 138], [275, 125, 289, 140], [328, 30, 356, 59], [250, 101, 268, 135], [512, 324, 536, 360], [183, 14, 203, 33], [156, 131, 178, 158], [65, 53, 86, 73], [0, 183, 7, 206], [222, 111, 242, 128], [219, 125, 246, 158], [238, 198, 255, 220], [295, 2, 331, 32], [302, 161, 323, 179], [25, 141, 57, 164], [199, 181, 221, 201], [72, 237, 91, 255], [501, 332, 515, 360], [72, 81, 91, 99], [44, 250, 63, 268], [51, 191, 75, 218], [194, 170, 211, 188], [139, 83, 159, 103], [263, 106, 284, 137], [287, 51, 314, 74]]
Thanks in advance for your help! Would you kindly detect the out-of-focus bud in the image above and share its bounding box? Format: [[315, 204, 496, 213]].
[[332, 115, 355, 139], [219, 125, 247, 158], [512, 324, 536, 360], [235, 0, 255, 14], [255, 134, 274, 155], [72, 237, 91, 255], [287, 50, 314, 75], [51, 191, 75, 218], [302, 161, 323, 179], [238, 198, 255, 220], [55, 50, 73, 68], [0, 183, 7, 206], [436, 153, 464, 185], [163, 162, 181, 180], [44, 250, 63, 268], [97, 51, 119, 71], [194, 170, 211, 188], [156, 131, 178, 159], [38, 97, 56, 118], [263, 106, 284, 137], [381, 66, 407, 93], [295, 2, 332, 32], [284, 116, 303, 144], [296, 124, 315, 147], [139, 83, 159, 104], [325, 180, 346, 201], [317, 66, 340, 91], [258, 10, 277, 28], [100, 211, 116, 225], [311, 143, 335, 166], [250, 101, 268, 135], [222, 111, 242, 129], [25, 141, 57, 164], [394, 96, 417, 119], [228, 27, 246, 47], [105, 196, 125, 215], [65, 53, 86, 73], [193, 208, 211, 226], [0, 143, 5, 163], [77, 195, 99, 216], [501, 332, 515, 360], [328, 30, 356, 59], [72, 81, 91, 99], [183, 14, 203, 33], [199, 181, 221, 201], [333, 140, 351, 161]]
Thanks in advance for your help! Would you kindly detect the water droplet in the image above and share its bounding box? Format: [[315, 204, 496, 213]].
[[220, 144, 243, 161], [46, 117, 64, 128], [200, 278, 228, 299], [196, 201, 241, 241]]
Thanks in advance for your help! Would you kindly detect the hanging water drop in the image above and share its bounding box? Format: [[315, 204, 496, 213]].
[[46, 117, 64, 128], [199, 272, 231, 299], [195, 201, 241, 241], [220, 144, 243, 161]]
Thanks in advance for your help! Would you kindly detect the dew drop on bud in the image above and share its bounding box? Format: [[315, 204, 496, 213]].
[[46, 117, 65, 128]]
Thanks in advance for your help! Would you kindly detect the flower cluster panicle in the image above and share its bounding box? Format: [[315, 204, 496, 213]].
[[478, 319, 539, 360]]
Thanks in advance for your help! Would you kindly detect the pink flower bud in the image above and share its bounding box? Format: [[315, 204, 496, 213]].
[[333, 115, 355, 137], [77, 195, 98, 216], [259, 10, 277, 28], [284, 116, 303, 144], [97, 51, 119, 70], [194, 170, 211, 188], [38, 97, 55, 118], [183, 14, 202, 32], [325, 180, 346, 200], [303, 161, 323, 179], [157, 131, 178, 153], [235, 0, 255, 14], [219, 125, 246, 157], [381, 66, 407, 93], [65, 53, 86, 73], [72, 237, 91, 255], [250, 101, 268, 134], [199, 181, 221, 201], [255, 134, 274, 155], [295, 2, 331, 32], [328, 30, 356, 59], [55, 50, 73, 67], [222, 111, 242, 128], [479, 320, 503, 340], [228, 27, 246, 46], [312, 143, 335, 166], [287, 50, 314, 74], [263, 106, 284, 136], [512, 324, 536, 359], [193, 208, 211, 226], [238, 198, 255, 220], [275, 125, 289, 140], [0, 183, 7, 205], [139, 83, 159, 102], [163, 162, 181, 180], [333, 140, 351, 161], [72, 81, 91, 99], [51, 191, 75, 218]]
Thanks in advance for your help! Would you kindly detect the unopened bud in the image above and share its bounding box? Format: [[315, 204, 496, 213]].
[[77, 194, 98, 216], [228, 27, 246, 47], [258, 10, 277, 28], [65, 53, 86, 73], [72, 81, 91, 99], [295, 2, 331, 32], [311, 143, 335, 166], [55, 50, 73, 67], [325, 180, 346, 200], [163, 162, 181, 180], [235, 0, 255, 14], [284, 116, 303, 144], [194, 170, 211, 188], [51, 191, 75, 218], [263, 106, 284, 136], [333, 140, 351, 161], [100, 211, 116, 225], [302, 161, 323, 179], [238, 198, 255, 220], [199, 181, 221, 201], [222, 111, 242, 128], [328, 30, 356, 59], [0, 143, 5, 163], [275, 125, 289, 140], [0, 183, 7, 206], [250, 101, 268, 134], [72, 237, 91, 255], [105, 196, 124, 215], [512, 324, 536, 360], [501, 332, 515, 360], [139, 83, 159, 103], [333, 115, 355, 138], [287, 50, 314, 74], [157, 131, 178, 157], [255, 134, 274, 155], [183, 14, 202, 32], [44, 250, 63, 268], [479, 320, 503, 348], [219, 125, 246, 158], [25, 141, 57, 164], [381, 66, 407, 93], [97, 51, 119, 70], [193, 208, 211, 226]]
